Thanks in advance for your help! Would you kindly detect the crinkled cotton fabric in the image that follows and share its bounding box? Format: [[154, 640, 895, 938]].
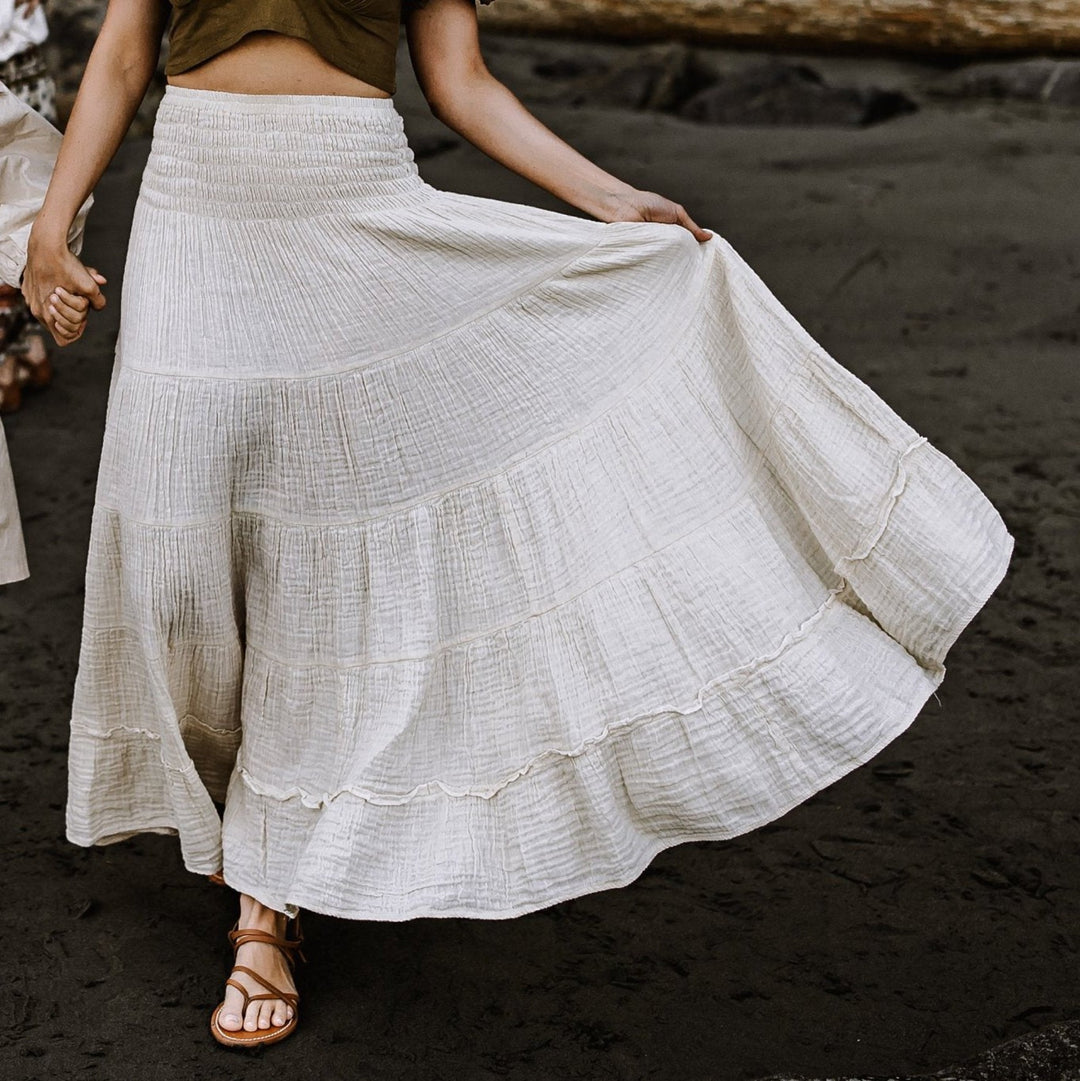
[[0, 79, 91, 289], [64, 86, 1014, 921], [0, 78, 93, 585], [0, 420, 26, 584], [0, 0, 47, 65]]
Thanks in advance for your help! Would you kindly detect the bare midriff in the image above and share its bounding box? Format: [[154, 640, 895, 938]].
[[165, 31, 392, 98]]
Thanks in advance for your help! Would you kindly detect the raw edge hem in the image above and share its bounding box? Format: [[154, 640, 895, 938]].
[[930, 525, 1015, 663], [65, 822, 222, 878], [226, 662, 944, 923], [66, 823, 179, 847]]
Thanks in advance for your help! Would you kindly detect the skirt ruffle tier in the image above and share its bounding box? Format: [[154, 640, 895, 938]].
[[64, 86, 1013, 920]]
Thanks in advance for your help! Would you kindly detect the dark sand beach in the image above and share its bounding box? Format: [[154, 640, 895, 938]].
[[1, 31, 1078, 1081]]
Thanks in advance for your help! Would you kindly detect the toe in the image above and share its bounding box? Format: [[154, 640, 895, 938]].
[[271, 1001, 289, 1027], [244, 999, 261, 1032], [219, 986, 245, 1031], [258, 1001, 275, 1029]]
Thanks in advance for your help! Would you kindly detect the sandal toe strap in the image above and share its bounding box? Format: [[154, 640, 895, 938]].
[[224, 977, 254, 1012], [229, 964, 300, 1009]]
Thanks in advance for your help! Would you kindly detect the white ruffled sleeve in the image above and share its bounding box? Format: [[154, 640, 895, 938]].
[[0, 78, 94, 585], [0, 80, 93, 289]]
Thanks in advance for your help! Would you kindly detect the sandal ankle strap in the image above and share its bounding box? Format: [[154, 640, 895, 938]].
[[228, 923, 306, 965]]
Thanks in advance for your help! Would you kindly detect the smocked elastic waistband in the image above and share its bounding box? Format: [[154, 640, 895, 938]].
[[161, 84, 398, 114], [142, 85, 428, 218]]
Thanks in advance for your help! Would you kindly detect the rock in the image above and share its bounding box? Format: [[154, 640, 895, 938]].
[[525, 46, 919, 126], [870, 760, 916, 780], [678, 59, 918, 127], [532, 56, 610, 81], [970, 866, 1012, 888], [553, 42, 703, 111], [929, 57, 1080, 106]]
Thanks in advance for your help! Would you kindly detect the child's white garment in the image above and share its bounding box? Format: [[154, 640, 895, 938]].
[[0, 0, 47, 66], [0, 423, 25, 583], [0, 79, 91, 288], [0, 77, 93, 584]]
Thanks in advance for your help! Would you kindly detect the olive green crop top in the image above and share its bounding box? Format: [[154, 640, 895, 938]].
[[166, 0, 494, 97]]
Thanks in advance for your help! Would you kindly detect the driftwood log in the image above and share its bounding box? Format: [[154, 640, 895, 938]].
[[477, 0, 1080, 56]]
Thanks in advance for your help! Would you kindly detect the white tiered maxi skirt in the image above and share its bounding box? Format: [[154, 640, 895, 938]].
[[65, 86, 1014, 921]]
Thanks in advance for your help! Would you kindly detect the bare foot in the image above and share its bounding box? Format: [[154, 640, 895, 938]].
[[217, 894, 298, 1033]]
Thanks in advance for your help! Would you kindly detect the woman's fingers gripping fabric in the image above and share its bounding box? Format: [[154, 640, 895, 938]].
[[674, 203, 714, 243]]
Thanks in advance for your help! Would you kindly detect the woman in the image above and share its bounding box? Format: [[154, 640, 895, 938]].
[[23, 0, 1013, 1051]]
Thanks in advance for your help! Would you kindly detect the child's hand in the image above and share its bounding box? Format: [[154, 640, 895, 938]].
[[45, 279, 105, 344], [22, 240, 107, 347]]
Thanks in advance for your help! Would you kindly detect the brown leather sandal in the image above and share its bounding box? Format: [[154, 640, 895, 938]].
[[210, 915, 305, 1048]]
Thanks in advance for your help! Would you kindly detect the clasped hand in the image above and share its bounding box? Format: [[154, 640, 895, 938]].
[[21, 241, 107, 347]]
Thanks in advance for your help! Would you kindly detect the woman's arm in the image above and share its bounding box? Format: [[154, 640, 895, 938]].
[[404, 0, 712, 241], [22, 0, 171, 343]]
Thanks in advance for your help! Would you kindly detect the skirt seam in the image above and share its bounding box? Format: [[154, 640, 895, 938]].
[[838, 434, 929, 566], [77, 396, 928, 691], [229, 581, 938, 809], [68, 580, 875, 801], [80, 448, 775, 667], [70, 714, 241, 740], [67, 721, 202, 776], [221, 683, 943, 923], [97, 317, 783, 534], [224, 430, 962, 807]]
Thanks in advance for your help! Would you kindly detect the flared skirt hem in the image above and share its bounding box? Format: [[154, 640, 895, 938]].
[[65, 453, 1013, 920]]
